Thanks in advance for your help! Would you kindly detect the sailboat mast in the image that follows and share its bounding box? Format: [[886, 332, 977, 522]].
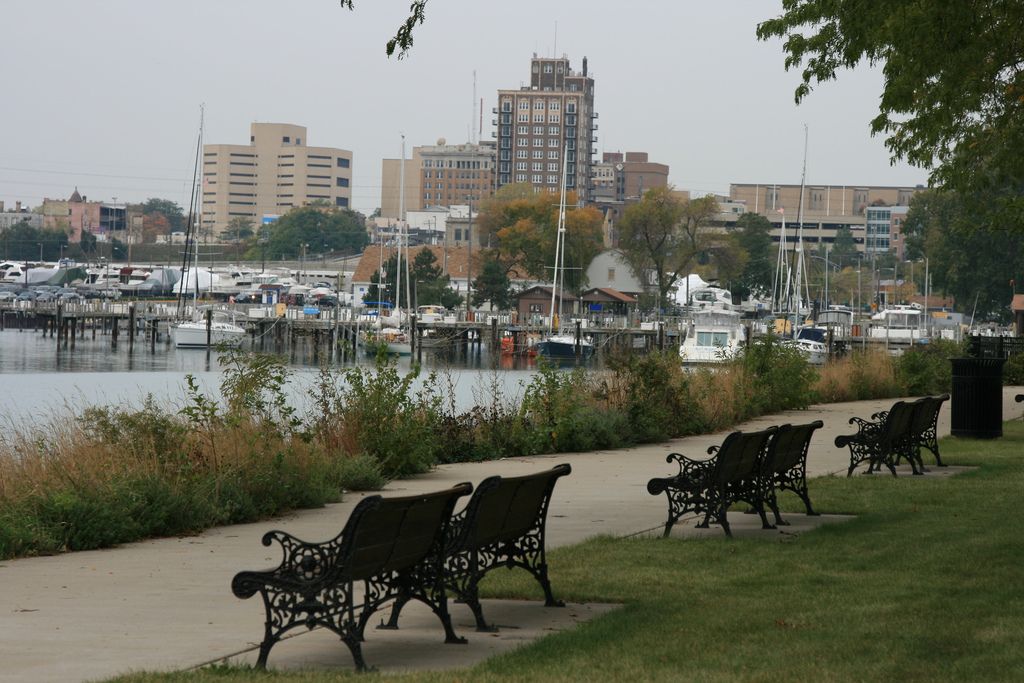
[[395, 135, 405, 318], [548, 142, 569, 334], [177, 105, 204, 319], [794, 124, 810, 325]]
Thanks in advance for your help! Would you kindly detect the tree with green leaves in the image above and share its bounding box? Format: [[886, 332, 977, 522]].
[[757, 2, 1024, 211], [0, 222, 69, 261], [617, 188, 720, 309], [255, 205, 368, 260], [733, 212, 775, 299], [410, 248, 461, 309], [338, 0, 428, 57], [830, 226, 858, 268], [471, 252, 513, 310], [903, 189, 1024, 322]]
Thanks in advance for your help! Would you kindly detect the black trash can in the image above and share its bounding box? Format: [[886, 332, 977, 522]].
[[950, 358, 1005, 438]]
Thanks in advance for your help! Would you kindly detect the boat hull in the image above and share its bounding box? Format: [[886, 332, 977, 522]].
[[172, 322, 246, 349], [535, 336, 594, 360]]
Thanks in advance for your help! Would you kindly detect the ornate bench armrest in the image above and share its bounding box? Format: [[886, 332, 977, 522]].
[[666, 451, 714, 479], [231, 529, 345, 598]]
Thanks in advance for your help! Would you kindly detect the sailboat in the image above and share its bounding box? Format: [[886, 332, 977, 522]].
[[363, 135, 412, 356], [172, 106, 246, 349], [535, 145, 594, 361]]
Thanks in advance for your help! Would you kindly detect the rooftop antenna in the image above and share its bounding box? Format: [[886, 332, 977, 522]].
[[471, 70, 477, 144]]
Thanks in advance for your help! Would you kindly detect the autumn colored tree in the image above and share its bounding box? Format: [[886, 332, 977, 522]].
[[477, 185, 604, 294]]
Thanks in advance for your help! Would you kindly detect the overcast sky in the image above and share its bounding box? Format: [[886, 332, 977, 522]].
[[0, 0, 927, 216]]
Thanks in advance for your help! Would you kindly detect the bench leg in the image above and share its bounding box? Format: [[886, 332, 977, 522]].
[[340, 630, 369, 672], [377, 595, 409, 631]]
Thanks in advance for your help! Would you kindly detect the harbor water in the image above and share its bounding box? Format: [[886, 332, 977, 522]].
[[0, 329, 547, 425]]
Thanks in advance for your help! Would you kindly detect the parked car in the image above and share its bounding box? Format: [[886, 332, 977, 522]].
[[0, 291, 17, 302]]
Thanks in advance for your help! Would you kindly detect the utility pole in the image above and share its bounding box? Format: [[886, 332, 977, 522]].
[[466, 198, 475, 316]]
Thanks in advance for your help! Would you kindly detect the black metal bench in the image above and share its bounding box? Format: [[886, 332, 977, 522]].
[[1017, 394, 1023, 403], [836, 400, 918, 476], [762, 421, 824, 526], [231, 483, 472, 671], [647, 428, 777, 537], [384, 463, 571, 632], [906, 394, 949, 467]]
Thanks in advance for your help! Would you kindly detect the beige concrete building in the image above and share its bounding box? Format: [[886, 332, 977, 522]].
[[380, 150, 422, 220], [729, 183, 923, 218], [725, 183, 926, 258], [494, 54, 598, 202], [201, 123, 352, 237]]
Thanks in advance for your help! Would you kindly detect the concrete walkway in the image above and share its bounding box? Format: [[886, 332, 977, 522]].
[[3, 389, 1022, 682]]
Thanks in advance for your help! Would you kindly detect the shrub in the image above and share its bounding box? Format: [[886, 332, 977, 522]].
[[895, 339, 964, 395], [813, 350, 902, 402], [741, 335, 817, 412], [605, 351, 693, 442], [1003, 352, 1024, 385]]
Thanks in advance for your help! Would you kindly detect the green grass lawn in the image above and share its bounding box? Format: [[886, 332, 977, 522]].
[[113, 422, 1024, 682]]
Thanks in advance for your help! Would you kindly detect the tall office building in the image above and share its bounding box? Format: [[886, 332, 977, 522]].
[[494, 54, 597, 202], [202, 123, 353, 237]]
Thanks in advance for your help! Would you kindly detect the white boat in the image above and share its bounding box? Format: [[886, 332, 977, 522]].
[[171, 106, 246, 350], [869, 305, 926, 342], [172, 313, 246, 349], [362, 325, 411, 356], [679, 309, 746, 363]]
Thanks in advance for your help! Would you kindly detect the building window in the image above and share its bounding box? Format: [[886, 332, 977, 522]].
[[569, 83, 579, 92], [532, 150, 544, 159], [502, 100, 512, 112], [519, 100, 530, 110], [532, 174, 543, 184], [532, 162, 543, 171], [543, 64, 553, 73], [336, 177, 349, 187], [548, 114, 560, 123], [547, 175, 558, 184], [533, 113, 545, 123], [517, 125, 529, 135], [534, 99, 545, 110], [516, 162, 527, 171], [282, 136, 290, 143], [567, 101, 577, 113], [547, 163, 559, 172], [533, 126, 544, 135], [608, 268, 616, 282], [516, 149, 528, 158], [549, 100, 560, 110], [515, 173, 527, 183], [556, 64, 564, 74], [548, 150, 559, 159], [533, 138, 543, 147], [549, 138, 560, 147], [337, 157, 350, 168], [518, 113, 530, 123]]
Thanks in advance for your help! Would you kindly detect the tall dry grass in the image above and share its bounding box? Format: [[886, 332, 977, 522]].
[[813, 349, 903, 403]]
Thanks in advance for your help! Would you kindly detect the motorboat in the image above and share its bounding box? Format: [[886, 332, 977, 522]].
[[869, 305, 926, 342], [172, 311, 246, 348], [362, 326, 411, 356], [679, 309, 746, 363], [535, 333, 595, 360]]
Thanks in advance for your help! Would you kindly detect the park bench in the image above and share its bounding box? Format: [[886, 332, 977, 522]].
[[835, 399, 918, 476], [231, 483, 472, 671], [647, 428, 777, 537], [761, 420, 824, 526], [383, 463, 572, 633], [904, 394, 949, 468]]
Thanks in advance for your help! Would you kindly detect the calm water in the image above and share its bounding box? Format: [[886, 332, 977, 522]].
[[0, 329, 548, 423]]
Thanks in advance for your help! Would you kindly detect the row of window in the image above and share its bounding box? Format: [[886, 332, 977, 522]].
[[422, 159, 488, 169], [423, 182, 487, 190], [424, 170, 487, 179], [514, 113, 562, 123], [505, 98, 575, 111]]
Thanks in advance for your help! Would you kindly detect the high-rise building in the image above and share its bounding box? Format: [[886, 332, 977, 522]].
[[201, 123, 353, 237], [494, 54, 597, 202]]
